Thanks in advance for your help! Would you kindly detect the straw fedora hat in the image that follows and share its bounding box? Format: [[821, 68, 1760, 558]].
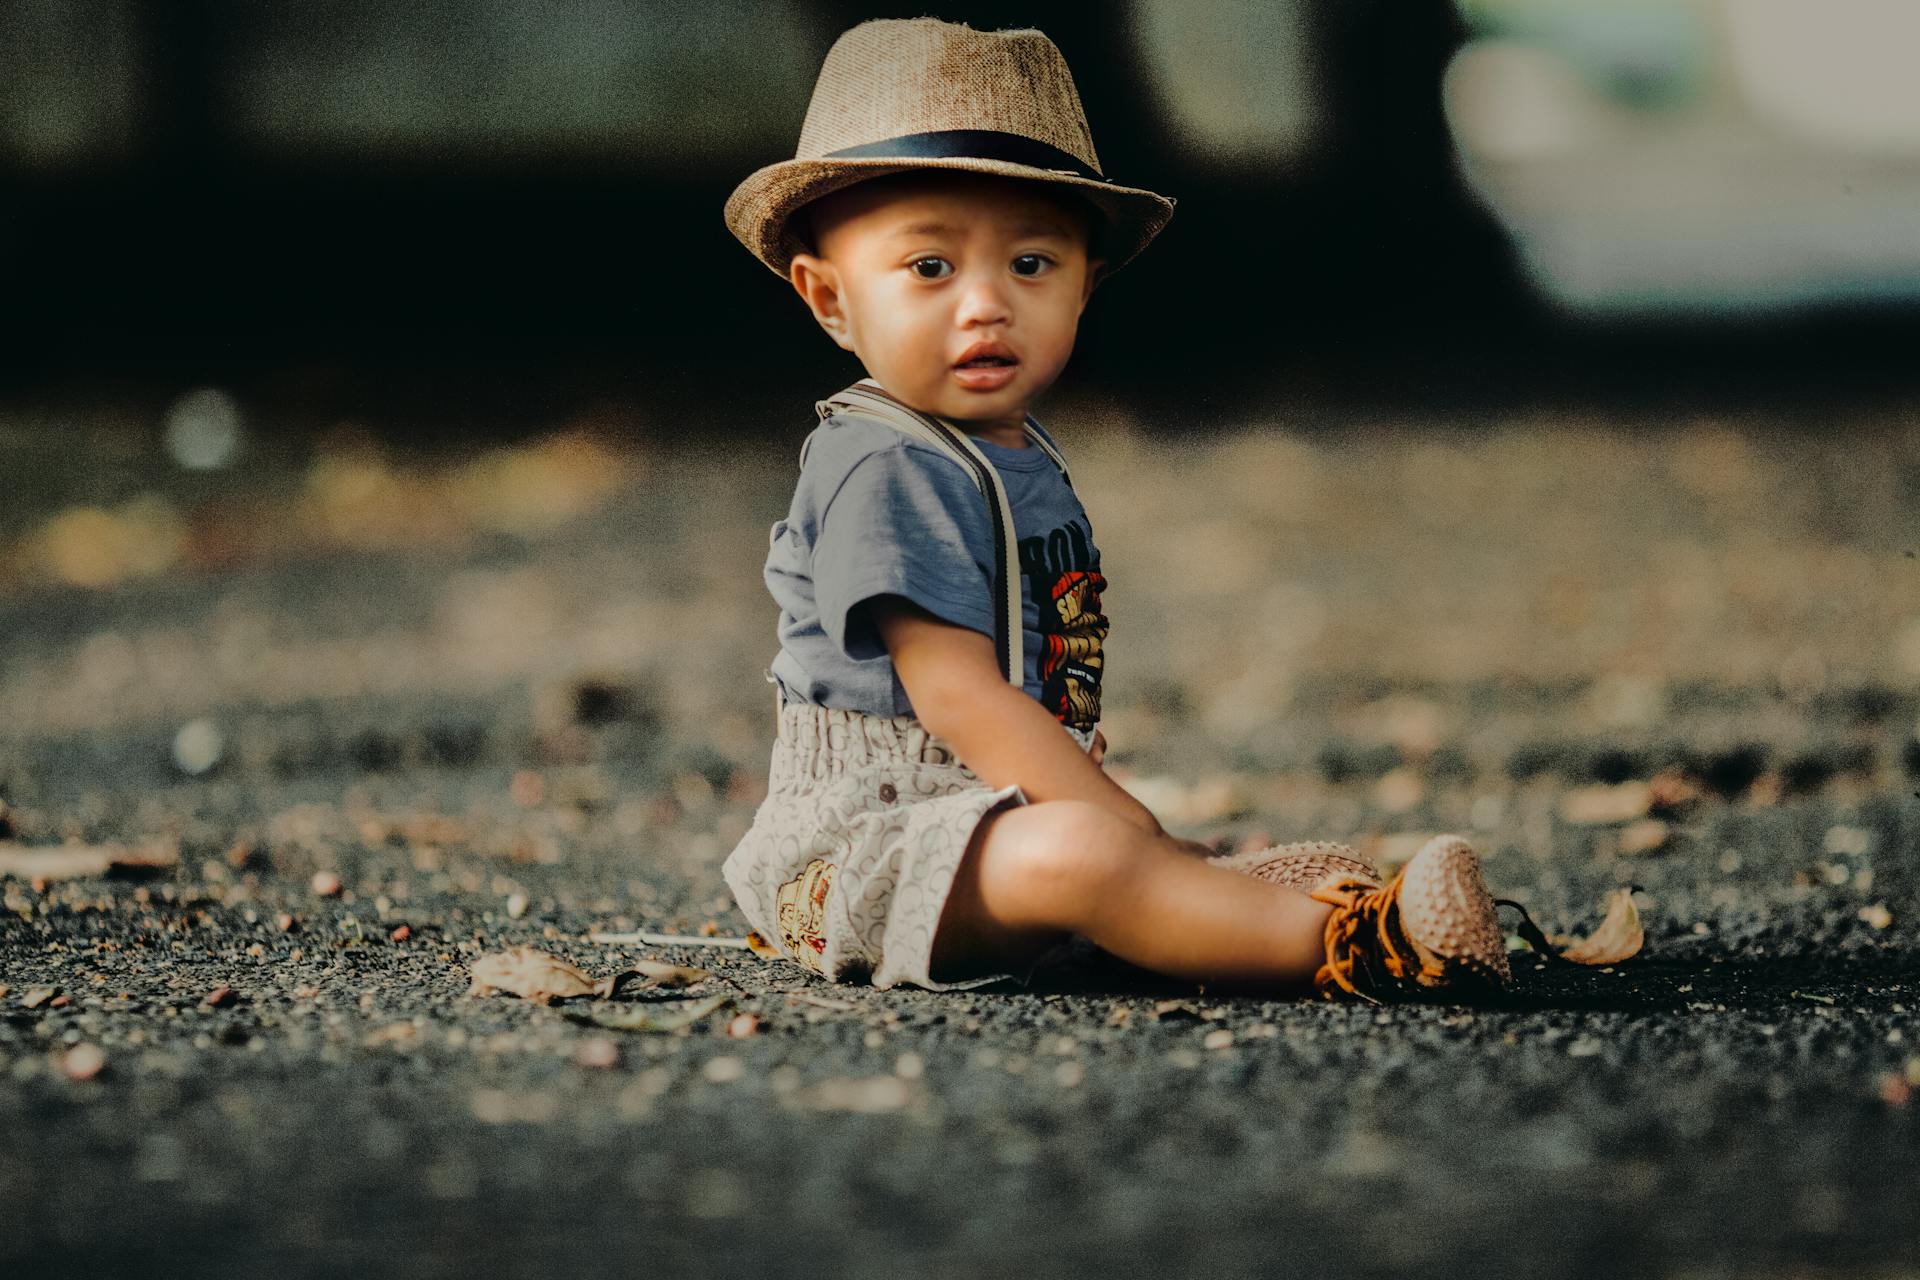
[[724, 17, 1177, 284]]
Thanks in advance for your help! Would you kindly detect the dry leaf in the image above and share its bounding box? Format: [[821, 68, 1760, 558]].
[[0, 840, 177, 882], [364, 1022, 419, 1048], [1552, 888, 1645, 964], [574, 993, 732, 1033], [631, 959, 711, 988], [787, 991, 857, 1013], [1646, 768, 1700, 811], [800, 1075, 912, 1113], [466, 946, 621, 1004], [1616, 818, 1671, 856], [745, 930, 781, 959], [1558, 781, 1653, 826]]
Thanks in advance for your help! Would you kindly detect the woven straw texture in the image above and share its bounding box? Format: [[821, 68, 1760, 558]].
[[723, 17, 1176, 282]]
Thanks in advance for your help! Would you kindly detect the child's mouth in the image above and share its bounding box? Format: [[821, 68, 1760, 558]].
[[952, 359, 1019, 390]]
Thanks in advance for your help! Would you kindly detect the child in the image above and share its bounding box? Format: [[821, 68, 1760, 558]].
[[719, 17, 1513, 1002]]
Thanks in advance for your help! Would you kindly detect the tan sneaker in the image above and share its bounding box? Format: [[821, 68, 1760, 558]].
[[1208, 840, 1384, 894], [1307, 834, 1512, 1002]]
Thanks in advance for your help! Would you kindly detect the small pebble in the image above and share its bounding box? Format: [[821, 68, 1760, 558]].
[[203, 986, 236, 1009], [703, 1056, 745, 1084], [163, 386, 244, 470], [62, 1043, 106, 1081], [171, 719, 224, 776], [575, 1037, 621, 1070], [311, 871, 342, 898], [390, 925, 412, 942], [726, 1014, 760, 1039]]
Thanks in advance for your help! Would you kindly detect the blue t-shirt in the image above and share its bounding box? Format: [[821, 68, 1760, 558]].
[[764, 410, 1108, 733]]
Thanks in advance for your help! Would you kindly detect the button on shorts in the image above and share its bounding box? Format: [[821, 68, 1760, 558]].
[[722, 696, 1095, 991]]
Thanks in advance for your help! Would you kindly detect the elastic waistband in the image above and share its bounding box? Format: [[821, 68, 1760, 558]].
[[773, 699, 973, 784], [771, 697, 1094, 788]]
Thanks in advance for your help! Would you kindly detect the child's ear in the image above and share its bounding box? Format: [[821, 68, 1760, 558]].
[[789, 253, 857, 353]]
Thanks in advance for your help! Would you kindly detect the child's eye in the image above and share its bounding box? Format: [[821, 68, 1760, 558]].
[[909, 257, 952, 280], [1011, 254, 1053, 276]]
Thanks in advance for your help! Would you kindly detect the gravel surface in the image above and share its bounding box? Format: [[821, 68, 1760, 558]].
[[2, 393, 1918, 1278]]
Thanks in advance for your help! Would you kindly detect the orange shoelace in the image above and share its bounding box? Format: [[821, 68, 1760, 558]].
[[1308, 872, 1448, 1003]]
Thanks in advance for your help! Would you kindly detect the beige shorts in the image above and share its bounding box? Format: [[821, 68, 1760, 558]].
[[722, 695, 1097, 992]]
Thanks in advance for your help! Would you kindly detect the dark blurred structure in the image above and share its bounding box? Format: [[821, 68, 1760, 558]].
[[0, 1, 1502, 410], [4, 0, 1920, 423]]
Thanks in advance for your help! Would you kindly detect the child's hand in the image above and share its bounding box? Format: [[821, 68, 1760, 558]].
[[1089, 728, 1107, 766]]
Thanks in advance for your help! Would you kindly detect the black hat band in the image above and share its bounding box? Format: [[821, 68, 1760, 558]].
[[821, 129, 1110, 182]]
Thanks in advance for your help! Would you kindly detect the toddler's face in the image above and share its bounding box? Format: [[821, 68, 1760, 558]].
[[788, 171, 1104, 433]]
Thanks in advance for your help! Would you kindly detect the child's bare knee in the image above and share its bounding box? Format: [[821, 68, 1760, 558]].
[[972, 799, 1137, 917]]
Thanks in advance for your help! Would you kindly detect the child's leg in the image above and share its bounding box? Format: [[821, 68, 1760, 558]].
[[930, 800, 1336, 988]]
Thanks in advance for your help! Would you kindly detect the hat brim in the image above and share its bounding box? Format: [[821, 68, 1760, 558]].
[[724, 155, 1175, 284]]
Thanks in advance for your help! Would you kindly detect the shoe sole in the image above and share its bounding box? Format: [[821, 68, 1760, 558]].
[[1397, 835, 1513, 990]]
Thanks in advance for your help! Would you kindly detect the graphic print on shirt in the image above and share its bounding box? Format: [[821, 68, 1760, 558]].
[[1017, 515, 1107, 732]]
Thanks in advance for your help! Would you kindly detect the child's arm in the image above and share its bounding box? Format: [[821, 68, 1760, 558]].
[[865, 594, 1178, 839]]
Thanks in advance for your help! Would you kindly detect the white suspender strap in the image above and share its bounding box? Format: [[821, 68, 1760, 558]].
[[939, 420, 1025, 690], [805, 377, 1072, 689]]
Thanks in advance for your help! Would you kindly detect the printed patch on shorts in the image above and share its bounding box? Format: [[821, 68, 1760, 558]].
[[775, 857, 836, 975]]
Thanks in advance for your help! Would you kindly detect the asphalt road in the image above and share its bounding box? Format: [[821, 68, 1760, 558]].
[[2, 391, 1917, 1278]]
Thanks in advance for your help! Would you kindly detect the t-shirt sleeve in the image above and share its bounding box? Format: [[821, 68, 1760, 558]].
[[812, 443, 997, 662]]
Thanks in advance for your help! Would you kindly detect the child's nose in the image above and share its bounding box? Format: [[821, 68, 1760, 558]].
[[953, 271, 1013, 323]]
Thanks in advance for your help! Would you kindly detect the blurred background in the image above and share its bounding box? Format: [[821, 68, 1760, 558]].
[[5, 0, 1919, 759], [3, 0, 1918, 702], [11, 0, 1920, 414]]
